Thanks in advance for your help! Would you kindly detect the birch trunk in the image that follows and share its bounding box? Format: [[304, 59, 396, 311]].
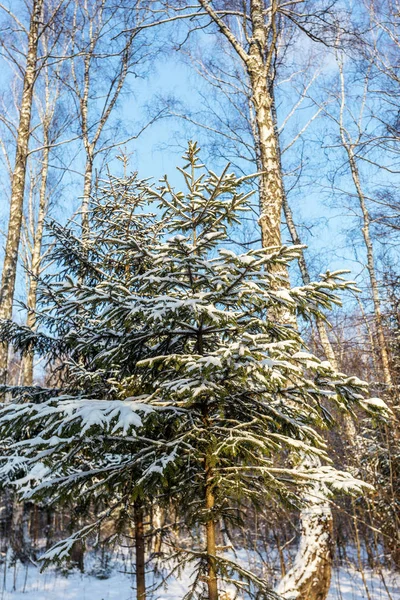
[[346, 147, 392, 388], [247, 3, 333, 597], [195, 2, 335, 598], [0, 0, 44, 384], [271, 89, 339, 369], [81, 153, 94, 242], [22, 142, 50, 386], [247, 0, 283, 253], [283, 182, 338, 367], [279, 118, 357, 445], [275, 482, 333, 600], [336, 55, 391, 389], [275, 153, 362, 600], [245, 9, 334, 593]]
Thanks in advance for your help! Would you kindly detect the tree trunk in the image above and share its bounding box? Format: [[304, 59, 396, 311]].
[[247, 0, 283, 253], [276, 482, 333, 600], [134, 500, 146, 600], [346, 147, 392, 388], [0, 0, 44, 384], [10, 499, 32, 563], [205, 457, 218, 600], [81, 153, 94, 242], [272, 89, 338, 369], [246, 4, 333, 597], [22, 142, 50, 386], [151, 504, 164, 555], [277, 108, 357, 445], [70, 540, 85, 572], [245, 7, 333, 594]]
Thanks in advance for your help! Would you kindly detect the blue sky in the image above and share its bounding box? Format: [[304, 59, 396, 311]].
[[0, 5, 397, 323]]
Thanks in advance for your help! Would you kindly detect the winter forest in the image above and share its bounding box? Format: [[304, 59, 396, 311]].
[[0, 1, 399, 599]]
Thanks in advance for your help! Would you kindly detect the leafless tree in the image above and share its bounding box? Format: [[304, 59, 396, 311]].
[[0, 0, 68, 384], [335, 51, 392, 388], [21, 25, 69, 386], [61, 0, 157, 241], [160, 2, 352, 598]]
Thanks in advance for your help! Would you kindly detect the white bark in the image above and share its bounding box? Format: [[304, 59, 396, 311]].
[[22, 142, 49, 386], [276, 479, 332, 600], [346, 148, 391, 388], [0, 0, 44, 384], [68, 0, 132, 240], [81, 153, 94, 242], [337, 54, 392, 389], [247, 0, 283, 253], [21, 22, 65, 386], [194, 3, 334, 598]]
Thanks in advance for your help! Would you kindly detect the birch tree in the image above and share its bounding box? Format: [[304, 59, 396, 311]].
[[163, 2, 347, 597], [313, 50, 393, 390], [193, 0, 285, 253], [0, 0, 69, 385], [0, 0, 45, 384], [63, 0, 154, 240], [337, 54, 392, 389], [166, 0, 340, 361], [22, 30, 68, 386]]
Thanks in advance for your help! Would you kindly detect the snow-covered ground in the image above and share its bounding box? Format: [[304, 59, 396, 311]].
[[1, 562, 399, 600]]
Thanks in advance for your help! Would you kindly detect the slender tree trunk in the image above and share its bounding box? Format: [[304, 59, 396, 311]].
[[81, 153, 94, 241], [279, 104, 357, 445], [271, 135, 334, 600], [22, 142, 50, 386], [336, 54, 391, 389], [282, 196, 337, 365], [45, 507, 54, 550], [346, 147, 392, 388], [70, 540, 85, 572], [205, 457, 218, 600], [0, 0, 44, 384], [273, 91, 338, 369], [134, 500, 146, 600], [283, 184, 347, 370]]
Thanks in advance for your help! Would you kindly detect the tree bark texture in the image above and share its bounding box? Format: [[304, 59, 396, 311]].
[[275, 483, 333, 600], [346, 147, 392, 389], [0, 0, 44, 384], [81, 153, 94, 242], [22, 142, 50, 386], [151, 504, 165, 555], [10, 498, 32, 563], [247, 3, 333, 598], [247, 0, 284, 252]]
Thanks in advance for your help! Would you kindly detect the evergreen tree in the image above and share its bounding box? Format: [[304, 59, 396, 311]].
[[0, 143, 388, 600]]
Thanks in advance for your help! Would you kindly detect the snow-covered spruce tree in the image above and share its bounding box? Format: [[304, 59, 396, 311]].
[[0, 170, 163, 596], [0, 143, 387, 600]]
